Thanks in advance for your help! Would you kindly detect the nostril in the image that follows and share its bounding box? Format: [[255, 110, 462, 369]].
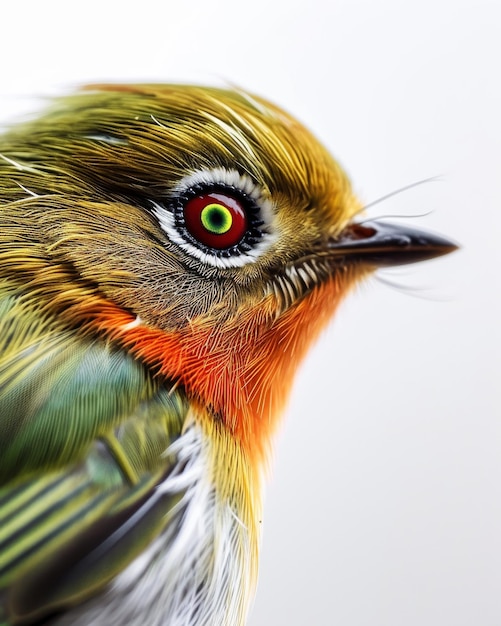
[[342, 223, 377, 241]]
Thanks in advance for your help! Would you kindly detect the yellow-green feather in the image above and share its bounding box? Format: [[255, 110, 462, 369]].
[[0, 287, 188, 623]]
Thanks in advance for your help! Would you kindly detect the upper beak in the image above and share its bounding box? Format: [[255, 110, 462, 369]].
[[328, 220, 458, 267]]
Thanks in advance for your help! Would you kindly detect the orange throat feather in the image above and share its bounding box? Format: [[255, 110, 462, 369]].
[[95, 269, 364, 460]]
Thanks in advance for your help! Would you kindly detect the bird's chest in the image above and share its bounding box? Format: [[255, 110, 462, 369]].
[[57, 421, 261, 626]]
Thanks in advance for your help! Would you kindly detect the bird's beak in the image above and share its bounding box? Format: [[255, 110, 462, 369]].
[[328, 220, 458, 267]]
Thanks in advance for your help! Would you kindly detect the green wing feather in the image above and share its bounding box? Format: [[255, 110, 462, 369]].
[[0, 290, 188, 625]]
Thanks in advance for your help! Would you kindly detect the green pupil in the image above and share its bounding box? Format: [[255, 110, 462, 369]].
[[200, 203, 233, 234]]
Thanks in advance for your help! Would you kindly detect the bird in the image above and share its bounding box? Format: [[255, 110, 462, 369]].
[[0, 83, 456, 626]]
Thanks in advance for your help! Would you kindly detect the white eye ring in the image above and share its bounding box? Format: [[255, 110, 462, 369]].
[[152, 168, 278, 269]]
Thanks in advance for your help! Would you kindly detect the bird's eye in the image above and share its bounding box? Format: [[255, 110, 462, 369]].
[[183, 192, 248, 249], [153, 168, 277, 269], [175, 184, 261, 258]]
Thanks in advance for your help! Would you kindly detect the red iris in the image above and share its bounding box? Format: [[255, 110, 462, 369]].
[[183, 192, 248, 249]]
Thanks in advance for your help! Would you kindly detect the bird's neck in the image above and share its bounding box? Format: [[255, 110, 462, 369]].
[[95, 277, 355, 464]]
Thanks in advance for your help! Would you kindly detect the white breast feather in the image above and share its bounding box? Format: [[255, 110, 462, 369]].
[[56, 424, 257, 626]]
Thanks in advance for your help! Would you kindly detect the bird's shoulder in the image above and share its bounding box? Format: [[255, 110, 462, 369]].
[[0, 288, 191, 624]]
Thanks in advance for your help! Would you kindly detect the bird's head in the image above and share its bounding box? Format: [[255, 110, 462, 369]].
[[0, 84, 456, 459]]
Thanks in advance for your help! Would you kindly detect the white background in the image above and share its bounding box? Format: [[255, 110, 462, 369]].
[[1, 1, 499, 625]]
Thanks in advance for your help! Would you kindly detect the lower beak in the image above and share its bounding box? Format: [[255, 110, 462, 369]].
[[328, 220, 458, 267]]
